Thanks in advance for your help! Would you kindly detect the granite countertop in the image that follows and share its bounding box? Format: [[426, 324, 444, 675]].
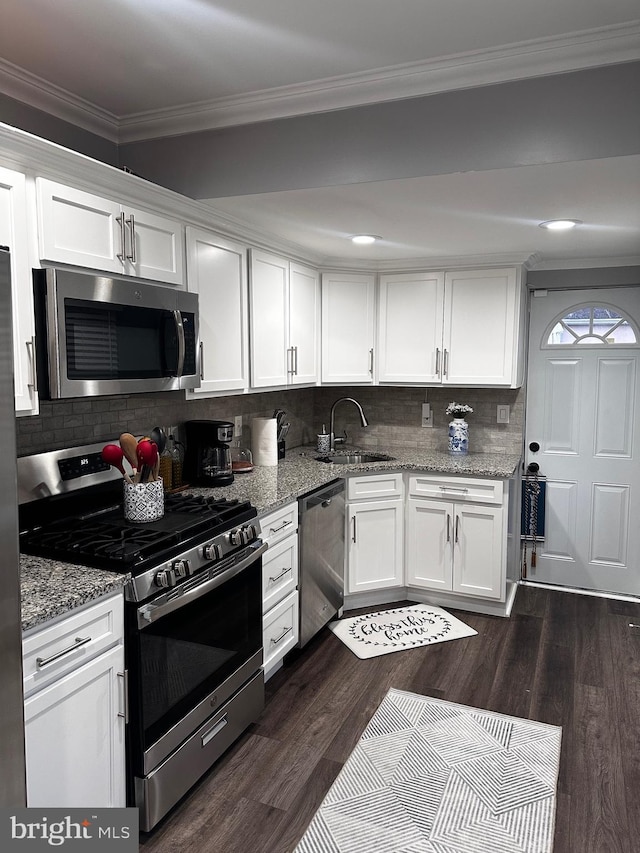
[[20, 445, 520, 632], [185, 446, 522, 515]]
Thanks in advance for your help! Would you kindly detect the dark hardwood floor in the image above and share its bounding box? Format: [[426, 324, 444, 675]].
[[140, 585, 640, 852]]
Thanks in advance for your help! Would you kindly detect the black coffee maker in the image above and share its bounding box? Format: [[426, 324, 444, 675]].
[[183, 420, 235, 486]]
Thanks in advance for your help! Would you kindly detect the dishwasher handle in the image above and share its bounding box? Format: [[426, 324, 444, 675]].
[[299, 480, 345, 512]]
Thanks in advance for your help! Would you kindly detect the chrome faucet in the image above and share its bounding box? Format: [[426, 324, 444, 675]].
[[329, 397, 369, 451]]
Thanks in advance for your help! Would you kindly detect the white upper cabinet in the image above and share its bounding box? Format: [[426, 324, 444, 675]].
[[378, 271, 445, 384], [0, 166, 38, 414], [36, 178, 185, 286], [289, 261, 320, 386], [377, 267, 524, 387], [442, 268, 523, 387], [249, 250, 319, 389], [321, 271, 376, 384], [186, 227, 249, 396]]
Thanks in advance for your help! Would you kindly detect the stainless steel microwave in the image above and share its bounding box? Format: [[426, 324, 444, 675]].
[[33, 267, 200, 399]]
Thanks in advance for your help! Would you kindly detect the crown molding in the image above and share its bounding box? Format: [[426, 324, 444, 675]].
[[0, 58, 119, 142], [0, 23, 638, 144], [527, 254, 640, 270], [118, 21, 640, 141]]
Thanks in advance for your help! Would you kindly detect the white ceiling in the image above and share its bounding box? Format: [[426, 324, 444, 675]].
[[1, 1, 639, 268]]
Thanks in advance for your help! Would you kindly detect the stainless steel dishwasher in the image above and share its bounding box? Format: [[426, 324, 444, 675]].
[[298, 479, 345, 647]]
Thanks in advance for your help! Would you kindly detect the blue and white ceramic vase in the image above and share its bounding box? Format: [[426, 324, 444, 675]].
[[448, 418, 469, 454]]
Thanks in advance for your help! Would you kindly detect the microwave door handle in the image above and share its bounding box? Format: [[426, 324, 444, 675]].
[[173, 310, 186, 377]]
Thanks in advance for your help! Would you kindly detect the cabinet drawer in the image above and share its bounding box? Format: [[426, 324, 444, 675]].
[[23, 593, 124, 698], [262, 535, 299, 613], [347, 472, 403, 501], [260, 502, 299, 546], [408, 475, 503, 505], [263, 591, 299, 671]]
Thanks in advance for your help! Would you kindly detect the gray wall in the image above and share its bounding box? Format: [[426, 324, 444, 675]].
[[118, 62, 640, 199], [0, 92, 119, 166], [16, 385, 523, 459]]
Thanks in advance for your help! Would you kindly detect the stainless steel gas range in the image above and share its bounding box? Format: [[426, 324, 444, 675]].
[[18, 441, 266, 832]]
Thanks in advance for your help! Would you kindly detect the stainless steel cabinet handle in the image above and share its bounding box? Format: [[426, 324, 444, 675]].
[[36, 635, 91, 668], [435, 348, 441, 377], [352, 515, 357, 543], [116, 212, 126, 262], [201, 713, 228, 747], [268, 567, 292, 584], [443, 348, 449, 377], [455, 514, 460, 543], [369, 348, 374, 375], [446, 513, 451, 542], [26, 336, 37, 391], [117, 670, 129, 724], [125, 213, 136, 263], [269, 519, 292, 534], [270, 625, 293, 645], [287, 346, 294, 375], [439, 486, 469, 494], [294, 345, 298, 375]]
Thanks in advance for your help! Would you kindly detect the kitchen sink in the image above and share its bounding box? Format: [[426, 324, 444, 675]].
[[315, 452, 396, 464]]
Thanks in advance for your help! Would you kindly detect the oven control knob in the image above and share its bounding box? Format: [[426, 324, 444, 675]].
[[202, 542, 222, 561], [155, 568, 177, 588], [228, 527, 243, 546], [172, 559, 192, 578], [241, 524, 257, 544]]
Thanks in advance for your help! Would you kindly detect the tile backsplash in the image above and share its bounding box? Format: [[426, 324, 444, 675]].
[[16, 385, 524, 457]]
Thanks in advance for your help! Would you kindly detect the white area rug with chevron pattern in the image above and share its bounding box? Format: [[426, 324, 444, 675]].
[[294, 688, 561, 853], [329, 604, 477, 658]]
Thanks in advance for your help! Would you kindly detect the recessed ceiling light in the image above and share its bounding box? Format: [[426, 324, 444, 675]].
[[538, 219, 582, 231], [350, 234, 379, 245]]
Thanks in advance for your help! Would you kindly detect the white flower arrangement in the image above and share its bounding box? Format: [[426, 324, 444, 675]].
[[446, 402, 474, 418]]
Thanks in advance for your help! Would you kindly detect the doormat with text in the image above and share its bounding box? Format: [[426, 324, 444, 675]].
[[329, 604, 477, 658]]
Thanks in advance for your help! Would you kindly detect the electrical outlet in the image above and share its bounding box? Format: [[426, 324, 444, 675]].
[[421, 403, 433, 428], [234, 416, 243, 437], [496, 405, 510, 424]]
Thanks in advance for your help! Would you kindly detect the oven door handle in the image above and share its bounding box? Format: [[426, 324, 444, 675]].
[[137, 540, 268, 628]]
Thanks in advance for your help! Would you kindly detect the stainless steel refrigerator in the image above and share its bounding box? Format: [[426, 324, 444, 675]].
[[0, 246, 27, 806]]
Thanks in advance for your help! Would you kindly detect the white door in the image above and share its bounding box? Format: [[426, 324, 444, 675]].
[[347, 499, 404, 593], [289, 262, 320, 385], [378, 272, 444, 383], [525, 287, 640, 596], [126, 207, 184, 286], [249, 249, 289, 387], [453, 503, 504, 600], [186, 227, 249, 395], [321, 272, 375, 383]]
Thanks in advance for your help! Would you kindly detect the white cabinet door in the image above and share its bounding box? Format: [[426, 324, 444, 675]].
[[406, 498, 452, 591], [378, 272, 444, 383], [443, 268, 519, 386], [0, 167, 37, 414], [452, 503, 504, 599], [36, 178, 122, 272], [24, 644, 126, 808], [186, 227, 248, 395], [322, 272, 375, 383], [127, 206, 184, 285], [36, 178, 184, 285], [289, 261, 319, 385], [347, 499, 403, 593], [249, 249, 289, 387]]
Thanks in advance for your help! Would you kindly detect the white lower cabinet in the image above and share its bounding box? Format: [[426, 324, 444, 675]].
[[346, 473, 404, 594], [406, 475, 506, 601], [22, 592, 126, 807], [260, 502, 299, 680]]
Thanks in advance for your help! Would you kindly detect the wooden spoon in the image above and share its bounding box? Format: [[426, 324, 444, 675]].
[[119, 433, 138, 473]]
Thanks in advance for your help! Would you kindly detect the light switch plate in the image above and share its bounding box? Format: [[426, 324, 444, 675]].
[[234, 416, 243, 436], [496, 405, 510, 424], [421, 403, 433, 428]]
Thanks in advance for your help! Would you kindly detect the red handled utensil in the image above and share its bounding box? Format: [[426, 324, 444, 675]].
[[136, 440, 158, 482], [102, 444, 133, 483]]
